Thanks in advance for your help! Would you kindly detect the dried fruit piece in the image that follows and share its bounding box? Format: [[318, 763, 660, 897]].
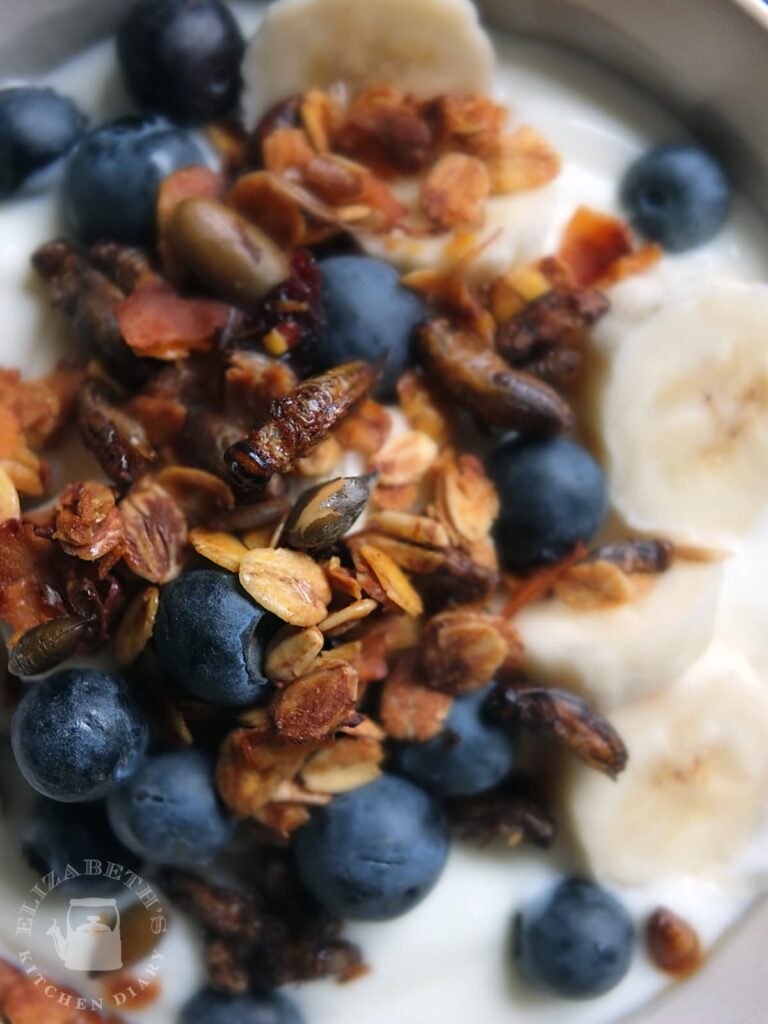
[[646, 908, 703, 977], [358, 543, 423, 616], [120, 479, 188, 584], [116, 279, 232, 360], [77, 379, 157, 490], [301, 736, 383, 794], [586, 539, 675, 574], [227, 361, 378, 491], [115, 586, 160, 665], [334, 398, 392, 455], [0, 520, 66, 634], [7, 616, 90, 677], [0, 466, 20, 524], [189, 529, 248, 572], [272, 659, 358, 742], [448, 790, 556, 847], [558, 206, 634, 287], [421, 152, 490, 229], [217, 727, 312, 815], [239, 547, 331, 626], [380, 652, 453, 741], [421, 610, 507, 694], [370, 430, 439, 486], [336, 87, 433, 175], [554, 559, 634, 610], [420, 319, 573, 436], [488, 685, 628, 779], [53, 481, 124, 561], [318, 598, 378, 637], [155, 467, 235, 526], [487, 125, 562, 195], [283, 475, 372, 550], [367, 511, 449, 548], [264, 625, 325, 685]]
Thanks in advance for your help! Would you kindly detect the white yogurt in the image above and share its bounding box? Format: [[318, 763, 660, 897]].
[[2, 5, 768, 1024]]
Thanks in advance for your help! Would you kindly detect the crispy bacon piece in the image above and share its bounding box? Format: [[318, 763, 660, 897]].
[[558, 206, 634, 287], [0, 520, 66, 634], [226, 361, 379, 491], [116, 280, 232, 361], [0, 368, 82, 448], [419, 319, 573, 436]]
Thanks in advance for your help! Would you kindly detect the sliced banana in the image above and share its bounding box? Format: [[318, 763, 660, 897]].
[[600, 277, 768, 547], [242, 0, 495, 128], [563, 648, 768, 885], [515, 561, 723, 710]]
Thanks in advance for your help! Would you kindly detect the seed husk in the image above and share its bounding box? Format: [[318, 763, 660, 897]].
[[283, 475, 373, 550], [7, 616, 91, 677], [170, 198, 290, 305]]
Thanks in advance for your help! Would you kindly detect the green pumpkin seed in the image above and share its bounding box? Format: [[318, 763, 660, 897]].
[[283, 475, 374, 550]]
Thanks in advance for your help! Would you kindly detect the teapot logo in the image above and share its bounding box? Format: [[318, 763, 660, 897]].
[[46, 898, 122, 972]]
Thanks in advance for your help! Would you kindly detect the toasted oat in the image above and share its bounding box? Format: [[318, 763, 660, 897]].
[[437, 453, 499, 544], [396, 370, 451, 446], [295, 435, 344, 477], [272, 659, 359, 742], [257, 801, 312, 837], [340, 715, 386, 741], [370, 430, 438, 486], [318, 598, 378, 637], [217, 728, 312, 816], [358, 543, 423, 616], [301, 89, 337, 152], [380, 652, 453, 741], [228, 170, 308, 250], [263, 127, 316, 172], [646, 908, 703, 978], [301, 736, 384, 794], [264, 625, 325, 685], [155, 466, 235, 526], [554, 559, 634, 610], [241, 525, 277, 549], [334, 398, 393, 455], [370, 481, 419, 512], [239, 547, 331, 626], [321, 556, 364, 601], [0, 467, 20, 524], [487, 125, 562, 195], [120, 479, 187, 584], [421, 610, 507, 694], [190, 529, 248, 572], [115, 586, 160, 665], [367, 511, 449, 548], [421, 153, 490, 230], [53, 481, 124, 561], [360, 533, 446, 574]]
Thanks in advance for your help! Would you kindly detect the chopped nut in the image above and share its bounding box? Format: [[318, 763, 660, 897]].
[[295, 435, 343, 477], [420, 319, 573, 436], [217, 728, 313, 816], [370, 481, 419, 513], [358, 543, 423, 617], [190, 529, 248, 572], [380, 652, 453, 741], [272, 659, 358, 742], [488, 685, 628, 779], [487, 125, 562, 195], [421, 153, 490, 230], [155, 467, 235, 526], [239, 547, 331, 626], [301, 736, 384, 794], [0, 467, 20, 524], [646, 908, 703, 977], [119, 479, 188, 584], [318, 598, 378, 637], [53, 481, 124, 561], [554, 559, 634, 610], [283, 475, 372, 551], [421, 610, 507, 694], [370, 430, 438, 486], [367, 511, 449, 549], [115, 586, 160, 665], [7, 616, 91, 677], [265, 625, 325, 684], [334, 399, 392, 455]]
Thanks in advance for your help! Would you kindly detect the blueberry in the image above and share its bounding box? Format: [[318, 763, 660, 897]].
[[22, 797, 140, 894], [180, 988, 303, 1024], [293, 774, 449, 921], [0, 86, 85, 196], [396, 686, 516, 797], [107, 749, 234, 867], [488, 437, 607, 570], [11, 669, 148, 803], [63, 115, 203, 244], [154, 570, 277, 707], [117, 0, 245, 124], [514, 878, 635, 999], [318, 256, 428, 399], [621, 144, 730, 253]]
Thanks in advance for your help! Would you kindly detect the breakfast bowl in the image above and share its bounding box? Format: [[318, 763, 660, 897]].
[[0, 1, 767, 1023]]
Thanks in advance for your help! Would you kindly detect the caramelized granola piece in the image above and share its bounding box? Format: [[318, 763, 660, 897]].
[[116, 279, 232, 360], [448, 789, 556, 847], [53, 481, 123, 561], [420, 319, 573, 436], [558, 206, 633, 287], [421, 610, 508, 694], [336, 86, 434, 175], [226, 361, 379, 491], [77, 379, 157, 490], [488, 684, 628, 779], [646, 908, 703, 977], [420, 152, 490, 230]]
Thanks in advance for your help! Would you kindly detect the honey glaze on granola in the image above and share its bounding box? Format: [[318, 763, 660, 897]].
[[2, 4, 768, 1024]]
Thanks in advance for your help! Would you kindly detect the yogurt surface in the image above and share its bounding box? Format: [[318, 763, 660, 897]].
[[2, 4, 768, 1024]]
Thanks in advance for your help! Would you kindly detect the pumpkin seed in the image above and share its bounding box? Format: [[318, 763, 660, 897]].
[[283, 474, 373, 550], [8, 617, 91, 677]]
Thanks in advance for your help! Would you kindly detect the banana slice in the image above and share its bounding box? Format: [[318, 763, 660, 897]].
[[600, 277, 768, 547], [242, 0, 495, 128], [515, 561, 723, 710], [563, 648, 768, 885]]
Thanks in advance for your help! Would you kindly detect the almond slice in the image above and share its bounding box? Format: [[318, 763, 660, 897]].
[[239, 547, 331, 626], [358, 543, 423, 617], [190, 528, 248, 572]]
